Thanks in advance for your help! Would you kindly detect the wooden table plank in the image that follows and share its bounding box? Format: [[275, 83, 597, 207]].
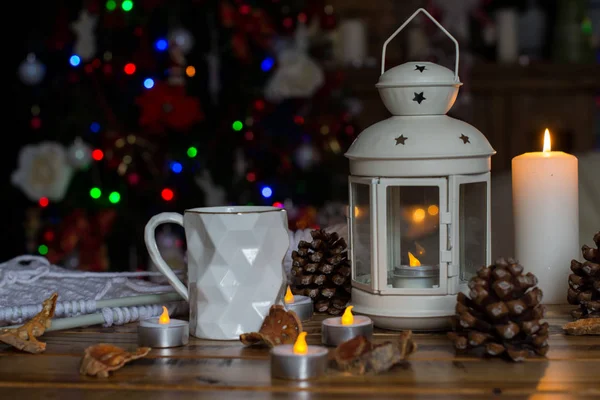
[[1, 305, 598, 398]]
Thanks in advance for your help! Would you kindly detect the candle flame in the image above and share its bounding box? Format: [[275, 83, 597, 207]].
[[293, 331, 308, 355], [543, 129, 551, 153], [284, 286, 294, 304], [341, 306, 354, 325], [158, 306, 170, 324], [408, 252, 421, 267]]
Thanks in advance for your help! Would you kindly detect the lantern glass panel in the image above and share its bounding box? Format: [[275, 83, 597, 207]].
[[386, 186, 440, 289], [459, 182, 487, 281], [351, 182, 372, 286]]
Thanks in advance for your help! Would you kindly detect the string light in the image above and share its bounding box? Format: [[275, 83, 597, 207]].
[[90, 122, 101, 133], [232, 120, 243, 131], [187, 147, 198, 158], [261, 186, 273, 198], [143, 78, 154, 89], [105, 0, 116, 10], [260, 57, 274, 72], [39, 197, 49, 207], [161, 188, 174, 201], [121, 0, 133, 11], [155, 38, 168, 51], [90, 187, 102, 199], [69, 55, 81, 66], [108, 191, 121, 204], [124, 63, 136, 75], [170, 161, 183, 173], [38, 244, 49, 255], [92, 149, 104, 161]]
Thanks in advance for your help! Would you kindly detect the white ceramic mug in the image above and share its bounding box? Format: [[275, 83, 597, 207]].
[[144, 206, 289, 340]]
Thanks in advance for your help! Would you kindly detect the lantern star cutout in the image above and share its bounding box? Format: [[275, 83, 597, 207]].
[[415, 65, 426, 73], [395, 135, 407, 145], [413, 92, 426, 104], [460, 134, 470, 144]]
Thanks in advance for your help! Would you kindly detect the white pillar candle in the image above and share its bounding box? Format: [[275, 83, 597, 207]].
[[511, 129, 579, 304], [339, 19, 367, 66]]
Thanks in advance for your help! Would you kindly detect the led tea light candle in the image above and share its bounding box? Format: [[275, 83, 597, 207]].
[[512, 129, 579, 304], [392, 251, 440, 289], [270, 332, 328, 380], [321, 306, 373, 347], [282, 286, 313, 321], [138, 306, 189, 348]]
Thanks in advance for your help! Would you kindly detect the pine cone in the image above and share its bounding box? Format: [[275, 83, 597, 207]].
[[448, 257, 548, 362], [290, 229, 351, 315], [568, 232, 600, 320]]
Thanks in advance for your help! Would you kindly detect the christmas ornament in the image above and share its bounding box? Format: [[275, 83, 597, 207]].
[[194, 170, 226, 206], [18, 53, 46, 85], [448, 257, 548, 362], [290, 229, 351, 315], [70, 10, 98, 62], [168, 27, 194, 54], [12, 141, 74, 202], [568, 231, 600, 320], [265, 23, 324, 102], [67, 137, 92, 169], [135, 81, 203, 133]]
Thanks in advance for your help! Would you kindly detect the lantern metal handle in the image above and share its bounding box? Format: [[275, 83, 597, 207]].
[[381, 8, 460, 82]]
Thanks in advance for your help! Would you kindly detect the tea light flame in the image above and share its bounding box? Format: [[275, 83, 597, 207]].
[[408, 252, 421, 267], [293, 332, 308, 355], [158, 306, 170, 324], [543, 129, 551, 154], [341, 305, 354, 325], [284, 286, 294, 304]]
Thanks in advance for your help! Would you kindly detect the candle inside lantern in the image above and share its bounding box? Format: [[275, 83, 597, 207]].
[[321, 306, 373, 346], [512, 129, 579, 304], [138, 306, 189, 348], [270, 332, 328, 380], [283, 285, 313, 321], [392, 251, 440, 289]]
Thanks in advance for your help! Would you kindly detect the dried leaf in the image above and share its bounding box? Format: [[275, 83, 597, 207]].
[[80, 344, 151, 378], [334, 331, 416, 374], [563, 318, 600, 336], [240, 305, 302, 347], [0, 293, 58, 353]]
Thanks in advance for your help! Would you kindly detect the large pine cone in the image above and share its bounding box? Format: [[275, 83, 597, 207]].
[[290, 229, 351, 315], [568, 231, 600, 320], [448, 257, 548, 362]]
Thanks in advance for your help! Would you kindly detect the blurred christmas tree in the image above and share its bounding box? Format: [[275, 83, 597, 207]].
[[11, 0, 360, 271]]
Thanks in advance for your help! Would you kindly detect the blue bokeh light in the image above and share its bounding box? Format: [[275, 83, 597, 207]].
[[69, 55, 81, 66], [90, 122, 101, 133], [155, 38, 168, 51], [260, 57, 275, 72], [261, 186, 273, 198], [170, 161, 183, 174], [143, 78, 155, 89]]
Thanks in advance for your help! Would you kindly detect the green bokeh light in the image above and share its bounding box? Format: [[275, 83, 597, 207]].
[[90, 187, 102, 199], [232, 120, 243, 131], [187, 146, 198, 158], [106, 0, 116, 11], [109, 191, 121, 204], [122, 0, 133, 11], [38, 244, 49, 255]]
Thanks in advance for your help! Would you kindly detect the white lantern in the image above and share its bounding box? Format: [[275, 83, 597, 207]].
[[345, 9, 495, 331]]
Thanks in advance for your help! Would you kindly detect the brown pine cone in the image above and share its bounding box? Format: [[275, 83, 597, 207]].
[[290, 229, 351, 315], [568, 231, 600, 320], [448, 257, 548, 362]]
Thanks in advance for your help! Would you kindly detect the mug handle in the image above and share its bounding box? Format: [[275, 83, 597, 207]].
[[144, 212, 189, 301]]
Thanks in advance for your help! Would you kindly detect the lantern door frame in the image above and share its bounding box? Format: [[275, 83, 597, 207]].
[[449, 172, 492, 294], [348, 176, 378, 293], [375, 177, 449, 296]]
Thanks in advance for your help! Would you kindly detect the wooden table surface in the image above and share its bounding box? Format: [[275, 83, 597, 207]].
[[1, 305, 599, 399]]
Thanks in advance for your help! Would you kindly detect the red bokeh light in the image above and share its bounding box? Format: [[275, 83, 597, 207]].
[[39, 197, 49, 207], [246, 172, 256, 182], [31, 117, 42, 129], [161, 188, 174, 201], [245, 131, 254, 141], [44, 231, 55, 242], [124, 63, 136, 75], [92, 149, 104, 161]]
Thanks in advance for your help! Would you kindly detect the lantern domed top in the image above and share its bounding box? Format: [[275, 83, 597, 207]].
[[376, 62, 462, 116]]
